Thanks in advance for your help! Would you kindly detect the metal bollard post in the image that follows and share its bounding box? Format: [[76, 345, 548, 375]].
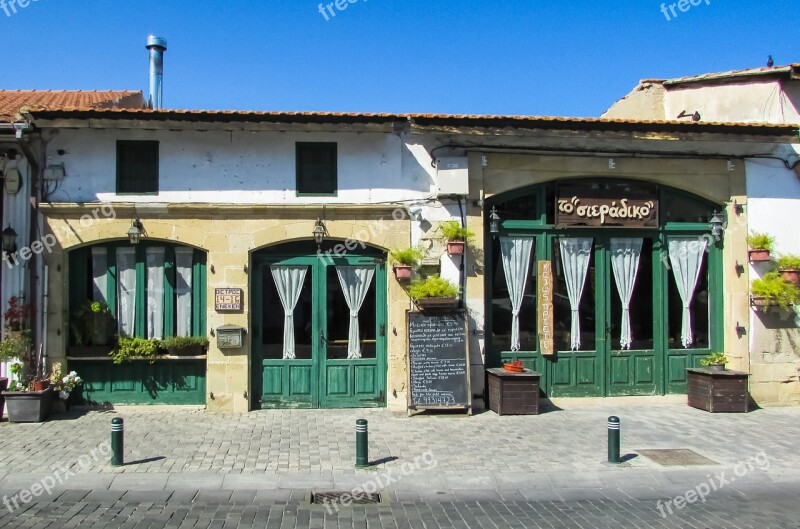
[[111, 417, 124, 467], [355, 419, 369, 468], [608, 416, 621, 464]]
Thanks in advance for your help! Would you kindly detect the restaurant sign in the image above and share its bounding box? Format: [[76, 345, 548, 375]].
[[537, 260, 555, 356], [556, 186, 658, 228]]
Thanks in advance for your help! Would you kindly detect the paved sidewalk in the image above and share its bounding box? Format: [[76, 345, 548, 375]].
[[1, 401, 799, 501]]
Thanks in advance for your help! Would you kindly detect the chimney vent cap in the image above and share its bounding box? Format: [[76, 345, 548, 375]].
[[146, 36, 167, 50]]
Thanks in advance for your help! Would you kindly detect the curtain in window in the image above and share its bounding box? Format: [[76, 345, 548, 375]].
[[91, 248, 108, 304], [336, 266, 375, 360], [146, 247, 165, 339], [668, 237, 708, 348], [116, 248, 137, 337], [271, 266, 308, 360], [610, 238, 643, 350], [559, 237, 593, 351], [175, 249, 194, 337], [500, 236, 533, 352]]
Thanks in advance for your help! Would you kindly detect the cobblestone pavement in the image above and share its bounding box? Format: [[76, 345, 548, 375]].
[[0, 487, 798, 529]]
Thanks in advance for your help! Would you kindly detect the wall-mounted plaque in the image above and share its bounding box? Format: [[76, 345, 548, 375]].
[[556, 184, 658, 228], [215, 288, 242, 311], [537, 260, 555, 356]]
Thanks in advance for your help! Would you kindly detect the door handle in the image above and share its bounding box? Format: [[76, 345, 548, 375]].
[[380, 324, 386, 337], [319, 331, 327, 347]]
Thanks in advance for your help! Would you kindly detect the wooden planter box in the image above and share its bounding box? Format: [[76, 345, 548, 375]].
[[415, 297, 460, 311], [687, 368, 749, 413], [487, 367, 541, 415], [2, 387, 52, 422], [67, 345, 114, 359]]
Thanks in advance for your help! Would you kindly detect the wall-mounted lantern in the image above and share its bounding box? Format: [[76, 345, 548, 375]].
[[489, 207, 501, 237], [312, 218, 327, 249], [2, 225, 17, 254], [127, 219, 144, 245], [709, 210, 726, 242]]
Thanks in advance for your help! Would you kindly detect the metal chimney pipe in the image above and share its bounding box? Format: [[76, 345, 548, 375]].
[[146, 35, 167, 110]]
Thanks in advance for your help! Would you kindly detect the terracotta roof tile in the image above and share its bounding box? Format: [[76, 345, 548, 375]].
[[0, 90, 145, 122]]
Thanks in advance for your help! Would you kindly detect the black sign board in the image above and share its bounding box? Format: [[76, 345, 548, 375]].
[[407, 311, 472, 415]]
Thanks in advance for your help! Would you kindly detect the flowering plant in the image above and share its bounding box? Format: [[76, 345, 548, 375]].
[[50, 365, 83, 399], [61, 371, 83, 392], [4, 296, 33, 331]]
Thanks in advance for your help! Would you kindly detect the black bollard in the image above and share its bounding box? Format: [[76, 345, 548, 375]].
[[111, 417, 124, 466], [355, 419, 368, 468], [608, 416, 621, 464]]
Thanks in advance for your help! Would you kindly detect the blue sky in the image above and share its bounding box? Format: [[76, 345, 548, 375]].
[[3, 0, 796, 116]]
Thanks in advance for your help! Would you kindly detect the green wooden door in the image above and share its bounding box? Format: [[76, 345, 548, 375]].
[[252, 255, 386, 409]]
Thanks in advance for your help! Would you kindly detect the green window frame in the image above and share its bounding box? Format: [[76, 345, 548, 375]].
[[296, 142, 337, 196], [69, 242, 207, 341], [117, 140, 159, 195]]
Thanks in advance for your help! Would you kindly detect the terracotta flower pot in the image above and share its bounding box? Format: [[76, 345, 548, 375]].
[[32, 379, 50, 392], [447, 241, 466, 256], [393, 265, 413, 281], [748, 249, 771, 262], [778, 269, 800, 286]]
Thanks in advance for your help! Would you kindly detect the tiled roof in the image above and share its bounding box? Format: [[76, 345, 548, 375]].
[[0, 90, 145, 122], [643, 64, 800, 87], [22, 107, 799, 136]]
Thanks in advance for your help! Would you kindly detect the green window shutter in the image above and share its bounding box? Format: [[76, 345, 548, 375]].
[[192, 250, 207, 336], [296, 142, 337, 195], [117, 141, 159, 194], [163, 246, 175, 338], [135, 245, 147, 338], [68, 248, 89, 314]]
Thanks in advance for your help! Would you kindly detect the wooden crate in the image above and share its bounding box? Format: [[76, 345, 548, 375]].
[[487, 368, 541, 415], [687, 368, 749, 413]]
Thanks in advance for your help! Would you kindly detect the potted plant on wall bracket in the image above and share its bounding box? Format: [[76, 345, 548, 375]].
[[746, 232, 775, 263], [68, 300, 118, 357], [389, 246, 424, 281], [440, 220, 475, 256], [750, 271, 800, 311], [776, 254, 800, 286], [408, 275, 460, 310], [160, 336, 209, 357]]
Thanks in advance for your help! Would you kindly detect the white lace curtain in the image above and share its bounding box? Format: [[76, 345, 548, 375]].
[[175, 249, 194, 337], [610, 238, 643, 350], [146, 247, 165, 339], [668, 237, 708, 348], [500, 236, 533, 352], [336, 266, 375, 359], [559, 237, 593, 351], [116, 248, 137, 337], [91, 248, 108, 303], [271, 266, 308, 360]]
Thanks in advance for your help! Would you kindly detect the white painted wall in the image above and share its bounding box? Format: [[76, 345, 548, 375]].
[[47, 129, 435, 204], [746, 155, 800, 255], [665, 81, 800, 124]]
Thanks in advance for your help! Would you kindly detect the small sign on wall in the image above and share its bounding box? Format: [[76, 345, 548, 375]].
[[537, 261, 554, 356], [215, 288, 243, 311]]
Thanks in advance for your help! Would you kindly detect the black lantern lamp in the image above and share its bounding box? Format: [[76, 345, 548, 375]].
[[709, 210, 726, 242], [489, 207, 501, 236], [2, 224, 17, 254], [127, 219, 144, 245], [313, 218, 327, 248]]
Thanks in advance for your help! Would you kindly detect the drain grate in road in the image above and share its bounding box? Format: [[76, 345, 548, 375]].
[[637, 448, 718, 466], [311, 491, 382, 505]]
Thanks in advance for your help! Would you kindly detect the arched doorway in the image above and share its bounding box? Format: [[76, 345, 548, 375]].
[[486, 180, 724, 397], [251, 241, 387, 409]]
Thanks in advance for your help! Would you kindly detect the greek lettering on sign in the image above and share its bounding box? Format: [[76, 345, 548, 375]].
[[557, 196, 655, 225]]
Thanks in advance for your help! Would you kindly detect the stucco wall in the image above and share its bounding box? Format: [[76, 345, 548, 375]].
[[746, 157, 800, 405], [664, 82, 800, 124]]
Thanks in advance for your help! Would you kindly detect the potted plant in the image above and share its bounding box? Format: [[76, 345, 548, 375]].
[[750, 271, 800, 310], [440, 220, 475, 256], [776, 254, 800, 286], [408, 275, 460, 310], [49, 365, 82, 414], [389, 246, 424, 281], [160, 336, 209, 356], [3, 296, 33, 334], [700, 352, 728, 371], [109, 336, 164, 364], [1, 361, 52, 423], [0, 326, 33, 418], [68, 300, 117, 356], [746, 232, 774, 263]]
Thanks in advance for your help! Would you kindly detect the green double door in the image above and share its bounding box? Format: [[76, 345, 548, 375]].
[[511, 231, 718, 397], [252, 255, 387, 409]]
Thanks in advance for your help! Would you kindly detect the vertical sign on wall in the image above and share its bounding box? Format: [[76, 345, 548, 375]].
[[537, 261, 555, 356]]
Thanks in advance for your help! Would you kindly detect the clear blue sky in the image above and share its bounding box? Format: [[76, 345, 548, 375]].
[[4, 0, 796, 117]]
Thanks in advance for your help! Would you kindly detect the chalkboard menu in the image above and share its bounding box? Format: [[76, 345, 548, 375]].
[[407, 311, 472, 415]]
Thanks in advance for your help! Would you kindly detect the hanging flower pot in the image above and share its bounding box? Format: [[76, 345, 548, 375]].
[[748, 249, 771, 262], [447, 240, 466, 256], [779, 269, 800, 286], [393, 265, 413, 281]]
